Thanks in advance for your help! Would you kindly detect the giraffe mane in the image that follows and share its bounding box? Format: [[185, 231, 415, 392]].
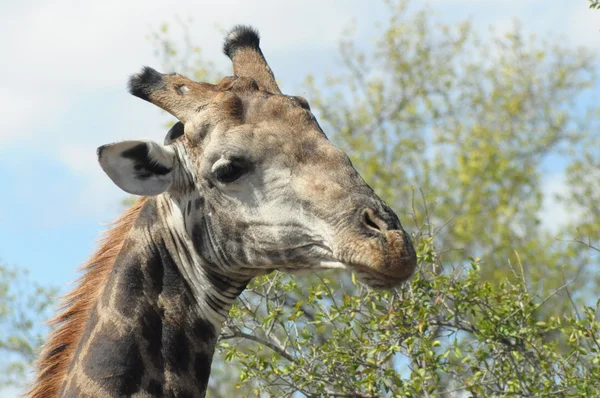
[[27, 197, 147, 398]]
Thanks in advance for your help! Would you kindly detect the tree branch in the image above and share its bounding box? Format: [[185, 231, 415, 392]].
[[221, 330, 296, 363]]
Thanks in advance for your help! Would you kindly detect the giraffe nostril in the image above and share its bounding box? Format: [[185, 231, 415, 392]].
[[361, 208, 389, 234]]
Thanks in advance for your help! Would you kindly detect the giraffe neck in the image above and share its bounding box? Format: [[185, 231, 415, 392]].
[[59, 196, 248, 397]]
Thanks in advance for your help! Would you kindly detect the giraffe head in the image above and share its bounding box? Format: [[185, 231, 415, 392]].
[[98, 26, 416, 289]]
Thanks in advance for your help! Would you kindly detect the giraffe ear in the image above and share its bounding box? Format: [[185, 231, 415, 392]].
[[97, 140, 177, 196]]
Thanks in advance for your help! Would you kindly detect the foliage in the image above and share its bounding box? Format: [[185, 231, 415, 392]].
[[590, 0, 600, 10], [152, 1, 600, 396], [218, 236, 600, 397], [0, 263, 57, 388]]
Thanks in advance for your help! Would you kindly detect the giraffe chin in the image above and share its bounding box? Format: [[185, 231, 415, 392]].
[[277, 236, 417, 289], [279, 258, 415, 290], [349, 263, 416, 289]]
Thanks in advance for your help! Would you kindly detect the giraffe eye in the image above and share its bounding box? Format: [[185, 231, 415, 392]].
[[213, 159, 247, 183]]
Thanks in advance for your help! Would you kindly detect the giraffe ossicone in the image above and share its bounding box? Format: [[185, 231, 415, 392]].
[[30, 25, 417, 397]]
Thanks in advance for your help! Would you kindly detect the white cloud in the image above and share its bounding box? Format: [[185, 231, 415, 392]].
[[1, 0, 358, 93], [55, 142, 153, 223], [565, 4, 600, 50], [0, 385, 23, 398], [0, 0, 367, 147], [2, 0, 171, 89], [58, 144, 103, 177], [539, 172, 583, 236], [426, 0, 599, 52], [0, 89, 67, 142]]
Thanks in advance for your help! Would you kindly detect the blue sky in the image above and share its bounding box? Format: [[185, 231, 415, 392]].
[[0, 0, 598, 394]]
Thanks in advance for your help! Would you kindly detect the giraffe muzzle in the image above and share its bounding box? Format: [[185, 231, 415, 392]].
[[336, 204, 417, 288]]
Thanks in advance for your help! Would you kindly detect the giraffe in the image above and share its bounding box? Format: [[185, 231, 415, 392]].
[[29, 26, 417, 397]]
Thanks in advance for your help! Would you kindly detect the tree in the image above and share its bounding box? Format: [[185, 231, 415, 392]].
[[0, 263, 57, 389], [589, 0, 600, 10], [218, 247, 600, 396], [152, 1, 600, 395]]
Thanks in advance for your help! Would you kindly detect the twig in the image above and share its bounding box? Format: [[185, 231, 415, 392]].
[[221, 330, 296, 363]]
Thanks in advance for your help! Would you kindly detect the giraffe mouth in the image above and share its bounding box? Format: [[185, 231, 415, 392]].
[[278, 243, 412, 289], [330, 245, 415, 288], [279, 238, 416, 289], [346, 261, 413, 288]]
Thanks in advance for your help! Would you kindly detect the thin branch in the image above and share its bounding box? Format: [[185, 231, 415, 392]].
[[221, 330, 296, 363]]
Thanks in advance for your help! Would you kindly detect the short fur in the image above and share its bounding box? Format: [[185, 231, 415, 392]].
[[28, 198, 146, 398]]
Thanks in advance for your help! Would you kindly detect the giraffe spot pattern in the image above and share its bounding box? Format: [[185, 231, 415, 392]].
[[147, 379, 162, 395], [140, 309, 163, 367], [163, 324, 190, 373], [194, 352, 212, 388], [83, 335, 145, 395], [114, 261, 145, 318]]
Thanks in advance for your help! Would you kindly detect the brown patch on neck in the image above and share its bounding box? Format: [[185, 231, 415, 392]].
[[27, 198, 147, 398]]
